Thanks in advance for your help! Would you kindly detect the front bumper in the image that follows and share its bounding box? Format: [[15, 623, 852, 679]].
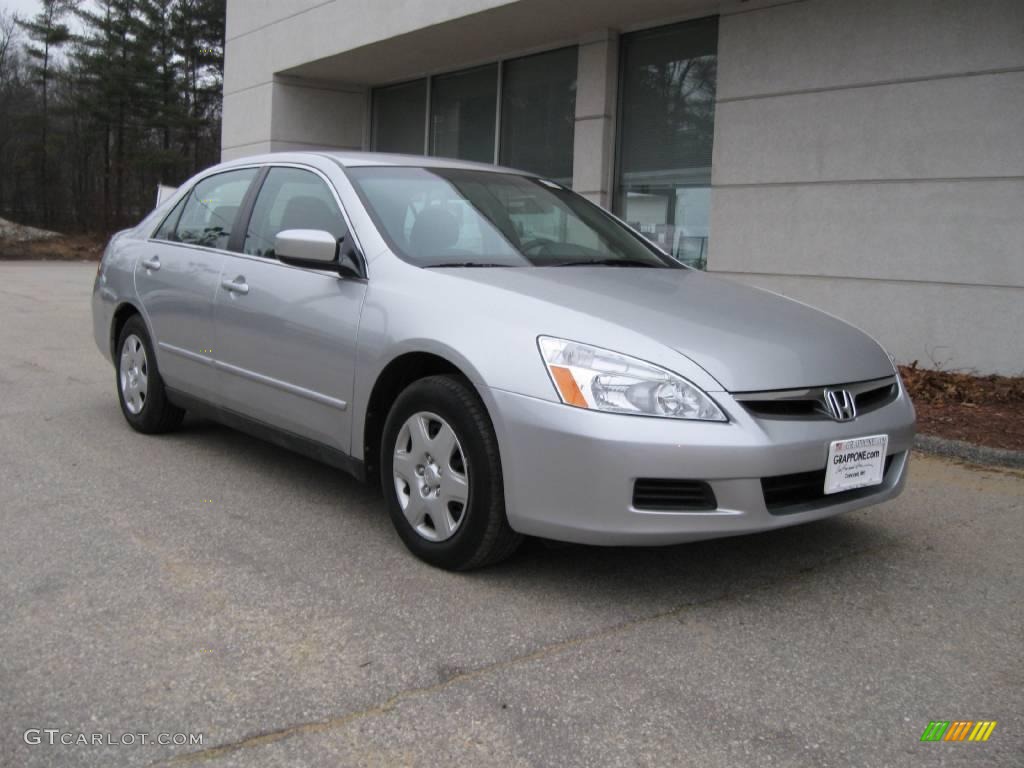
[[488, 385, 915, 545]]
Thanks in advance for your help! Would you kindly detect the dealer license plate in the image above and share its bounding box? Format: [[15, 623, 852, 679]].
[[824, 434, 889, 494]]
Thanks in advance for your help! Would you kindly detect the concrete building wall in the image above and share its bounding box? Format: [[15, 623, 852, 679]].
[[709, 0, 1024, 373], [221, 0, 517, 159], [572, 32, 618, 208]]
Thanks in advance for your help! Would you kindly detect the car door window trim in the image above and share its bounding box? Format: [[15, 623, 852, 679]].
[[148, 164, 264, 245], [235, 161, 369, 279], [228, 165, 271, 253]]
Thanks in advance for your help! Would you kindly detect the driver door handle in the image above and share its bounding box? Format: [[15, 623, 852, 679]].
[[142, 255, 161, 271], [221, 276, 249, 295]]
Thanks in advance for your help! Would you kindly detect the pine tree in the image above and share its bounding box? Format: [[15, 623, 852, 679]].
[[17, 0, 77, 226], [138, 0, 183, 186], [172, 0, 223, 174], [75, 0, 151, 227]]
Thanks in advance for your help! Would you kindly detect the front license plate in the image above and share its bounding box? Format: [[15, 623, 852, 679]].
[[824, 434, 889, 494]]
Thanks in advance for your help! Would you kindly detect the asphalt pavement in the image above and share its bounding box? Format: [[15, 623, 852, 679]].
[[1, 262, 1021, 767]]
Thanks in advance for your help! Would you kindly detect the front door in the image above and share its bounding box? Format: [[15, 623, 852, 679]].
[[135, 167, 258, 402], [212, 166, 366, 453]]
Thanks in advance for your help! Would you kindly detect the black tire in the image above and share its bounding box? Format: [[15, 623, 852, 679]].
[[115, 315, 185, 434], [380, 375, 522, 570]]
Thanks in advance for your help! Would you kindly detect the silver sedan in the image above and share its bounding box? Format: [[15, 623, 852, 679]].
[[92, 152, 916, 570]]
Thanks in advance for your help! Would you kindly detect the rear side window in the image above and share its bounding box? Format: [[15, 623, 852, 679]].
[[173, 168, 258, 250], [243, 167, 348, 258], [153, 195, 187, 241]]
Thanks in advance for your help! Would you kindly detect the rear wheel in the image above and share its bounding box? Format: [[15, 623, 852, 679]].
[[116, 316, 184, 433], [381, 375, 522, 570]]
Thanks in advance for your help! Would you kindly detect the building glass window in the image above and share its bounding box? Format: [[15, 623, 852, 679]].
[[372, 79, 427, 154], [616, 16, 718, 269], [429, 64, 498, 164], [499, 47, 577, 184]]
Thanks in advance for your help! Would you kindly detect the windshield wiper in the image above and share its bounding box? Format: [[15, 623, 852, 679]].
[[424, 262, 514, 268], [551, 258, 660, 268]]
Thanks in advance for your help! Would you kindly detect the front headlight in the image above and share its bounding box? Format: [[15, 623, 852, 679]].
[[538, 336, 726, 421]]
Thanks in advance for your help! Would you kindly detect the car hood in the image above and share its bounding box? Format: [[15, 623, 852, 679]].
[[444, 266, 895, 392]]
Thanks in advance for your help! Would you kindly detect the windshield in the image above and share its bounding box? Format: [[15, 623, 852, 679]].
[[345, 166, 678, 269]]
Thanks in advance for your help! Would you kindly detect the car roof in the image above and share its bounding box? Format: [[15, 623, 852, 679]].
[[217, 150, 532, 177]]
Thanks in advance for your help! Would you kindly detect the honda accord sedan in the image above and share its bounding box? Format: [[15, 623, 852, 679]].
[[92, 152, 916, 570]]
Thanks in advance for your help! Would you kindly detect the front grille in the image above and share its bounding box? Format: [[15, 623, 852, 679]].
[[762, 454, 896, 514], [741, 399, 822, 419], [736, 376, 899, 421], [854, 382, 898, 414], [632, 479, 717, 511]]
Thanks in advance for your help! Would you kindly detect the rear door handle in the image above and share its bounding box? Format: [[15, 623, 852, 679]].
[[142, 255, 161, 271], [221, 276, 249, 295]]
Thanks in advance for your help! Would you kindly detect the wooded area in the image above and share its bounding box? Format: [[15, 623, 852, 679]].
[[0, 0, 224, 234]]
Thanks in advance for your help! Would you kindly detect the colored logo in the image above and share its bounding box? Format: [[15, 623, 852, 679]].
[[920, 721, 997, 742]]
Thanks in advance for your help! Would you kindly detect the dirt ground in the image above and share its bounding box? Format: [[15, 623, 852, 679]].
[[0, 232, 104, 261], [900, 363, 1024, 452]]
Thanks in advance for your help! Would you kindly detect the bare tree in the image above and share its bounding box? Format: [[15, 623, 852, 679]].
[[0, 9, 19, 87]]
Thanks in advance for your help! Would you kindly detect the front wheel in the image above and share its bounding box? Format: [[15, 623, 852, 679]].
[[381, 375, 522, 570]]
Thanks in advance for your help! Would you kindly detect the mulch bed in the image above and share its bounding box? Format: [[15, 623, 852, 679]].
[[0, 234, 105, 261], [899, 363, 1024, 452]]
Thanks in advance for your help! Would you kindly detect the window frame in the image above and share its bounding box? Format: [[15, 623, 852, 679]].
[[148, 165, 262, 256], [229, 162, 369, 279]]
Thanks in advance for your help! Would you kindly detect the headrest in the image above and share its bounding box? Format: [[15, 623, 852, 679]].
[[409, 206, 459, 258]]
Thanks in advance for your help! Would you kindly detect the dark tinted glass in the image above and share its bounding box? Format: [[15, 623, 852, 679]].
[[372, 79, 427, 154], [174, 168, 258, 250], [243, 167, 347, 258], [429, 65, 498, 164], [499, 47, 577, 184], [617, 17, 717, 269]]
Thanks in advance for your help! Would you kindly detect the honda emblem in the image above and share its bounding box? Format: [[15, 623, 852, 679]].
[[824, 389, 857, 421]]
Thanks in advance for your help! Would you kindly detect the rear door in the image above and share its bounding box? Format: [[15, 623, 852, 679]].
[[212, 165, 367, 452], [135, 167, 258, 402]]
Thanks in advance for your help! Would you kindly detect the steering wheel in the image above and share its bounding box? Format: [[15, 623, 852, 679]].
[[519, 238, 555, 255]]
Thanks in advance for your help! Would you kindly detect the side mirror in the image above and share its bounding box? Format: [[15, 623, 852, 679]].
[[275, 229, 365, 278], [276, 229, 337, 265]]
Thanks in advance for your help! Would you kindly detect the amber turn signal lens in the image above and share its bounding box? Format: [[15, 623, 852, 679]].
[[549, 365, 588, 407]]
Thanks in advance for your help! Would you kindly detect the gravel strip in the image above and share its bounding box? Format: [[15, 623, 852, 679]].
[[914, 433, 1024, 469]]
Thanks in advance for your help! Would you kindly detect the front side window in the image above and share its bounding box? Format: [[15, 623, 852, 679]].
[[616, 17, 718, 269], [346, 166, 675, 269], [243, 167, 348, 258], [174, 168, 258, 250]]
